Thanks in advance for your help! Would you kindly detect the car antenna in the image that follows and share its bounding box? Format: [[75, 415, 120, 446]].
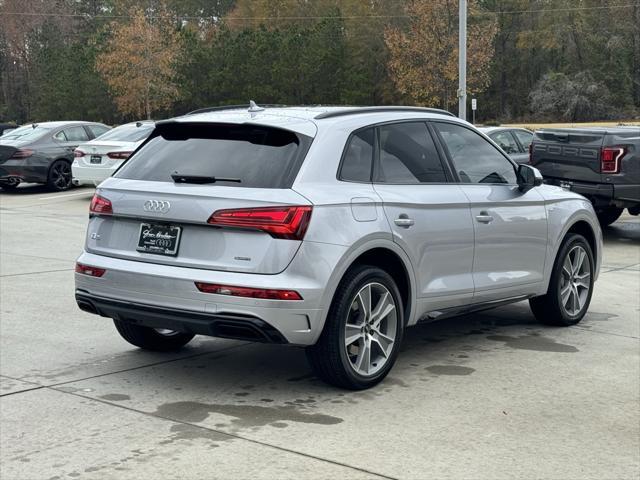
[[136, 122, 142, 127], [248, 100, 265, 116], [32, 123, 38, 129]]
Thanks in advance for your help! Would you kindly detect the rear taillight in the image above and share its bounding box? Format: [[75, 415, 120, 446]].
[[601, 146, 625, 174], [10, 148, 34, 159], [89, 194, 113, 215], [75, 263, 106, 277], [107, 151, 132, 160], [208, 206, 312, 240], [195, 282, 303, 300], [74, 149, 85, 158]]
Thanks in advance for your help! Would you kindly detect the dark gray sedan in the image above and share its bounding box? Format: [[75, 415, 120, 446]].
[[0, 121, 110, 191], [479, 127, 533, 164]]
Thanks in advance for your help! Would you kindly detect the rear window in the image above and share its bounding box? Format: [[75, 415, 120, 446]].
[[97, 123, 153, 142], [115, 123, 312, 188], [0, 125, 52, 142]]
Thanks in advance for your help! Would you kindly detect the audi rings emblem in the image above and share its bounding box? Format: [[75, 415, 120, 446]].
[[143, 200, 171, 214]]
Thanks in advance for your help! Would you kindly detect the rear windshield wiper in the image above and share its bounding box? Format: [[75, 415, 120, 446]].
[[171, 173, 242, 184]]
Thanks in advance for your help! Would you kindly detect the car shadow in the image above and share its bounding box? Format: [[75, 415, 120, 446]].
[[603, 219, 640, 244], [0, 184, 93, 196]]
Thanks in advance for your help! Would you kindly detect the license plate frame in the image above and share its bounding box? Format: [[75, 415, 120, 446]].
[[90, 155, 102, 164], [136, 223, 182, 256]]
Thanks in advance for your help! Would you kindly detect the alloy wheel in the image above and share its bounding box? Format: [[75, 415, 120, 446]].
[[560, 245, 591, 316], [51, 162, 72, 189], [344, 282, 398, 376]]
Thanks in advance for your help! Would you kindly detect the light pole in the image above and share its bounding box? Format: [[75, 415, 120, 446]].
[[458, 0, 467, 121]]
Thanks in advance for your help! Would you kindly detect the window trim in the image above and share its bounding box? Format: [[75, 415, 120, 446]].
[[431, 120, 519, 186]]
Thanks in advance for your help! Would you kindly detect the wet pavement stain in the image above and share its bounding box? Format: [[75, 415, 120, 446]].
[[425, 365, 475, 376], [154, 401, 343, 428], [159, 423, 227, 446], [99, 394, 130, 402], [486, 334, 579, 352]]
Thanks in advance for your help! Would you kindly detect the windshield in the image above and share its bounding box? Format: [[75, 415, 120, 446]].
[[95, 123, 154, 142], [0, 125, 52, 142], [115, 123, 312, 188]]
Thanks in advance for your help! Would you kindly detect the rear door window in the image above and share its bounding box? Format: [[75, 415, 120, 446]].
[[115, 123, 312, 188], [61, 126, 90, 142], [376, 122, 447, 183]]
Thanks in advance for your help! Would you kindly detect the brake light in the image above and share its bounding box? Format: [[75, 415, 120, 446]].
[[195, 282, 303, 300], [75, 262, 106, 277], [107, 151, 132, 160], [10, 148, 34, 159], [601, 146, 625, 174], [89, 194, 113, 215], [208, 206, 312, 240], [74, 149, 85, 158]]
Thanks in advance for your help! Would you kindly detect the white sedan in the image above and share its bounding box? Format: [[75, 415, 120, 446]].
[[72, 121, 154, 186]]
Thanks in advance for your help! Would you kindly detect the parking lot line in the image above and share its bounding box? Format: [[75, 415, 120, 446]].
[[38, 191, 94, 200]]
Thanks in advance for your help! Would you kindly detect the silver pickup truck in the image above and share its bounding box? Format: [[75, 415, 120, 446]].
[[530, 126, 640, 226]]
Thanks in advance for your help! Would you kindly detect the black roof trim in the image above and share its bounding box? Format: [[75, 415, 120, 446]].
[[314, 106, 456, 120]]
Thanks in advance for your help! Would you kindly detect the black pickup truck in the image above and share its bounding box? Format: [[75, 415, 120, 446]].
[[530, 126, 640, 226]]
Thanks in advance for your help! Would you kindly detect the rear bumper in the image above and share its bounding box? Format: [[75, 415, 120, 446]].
[[544, 178, 640, 208], [74, 243, 347, 345], [0, 160, 49, 183], [71, 163, 115, 186], [76, 290, 288, 343]]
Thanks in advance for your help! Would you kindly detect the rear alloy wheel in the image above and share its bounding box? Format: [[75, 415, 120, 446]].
[[113, 320, 195, 351], [47, 160, 73, 191], [596, 207, 623, 227], [306, 265, 404, 390], [530, 233, 594, 326]]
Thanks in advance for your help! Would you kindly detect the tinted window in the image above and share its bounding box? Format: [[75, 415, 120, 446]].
[[116, 123, 311, 188], [514, 130, 533, 150], [340, 128, 374, 182], [62, 126, 89, 142], [377, 122, 446, 183], [96, 123, 154, 142], [88, 125, 111, 138], [435, 122, 517, 184], [490, 131, 519, 154]]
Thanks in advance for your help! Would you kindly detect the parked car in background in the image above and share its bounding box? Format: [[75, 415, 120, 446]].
[[479, 127, 533, 164], [0, 121, 111, 191], [0, 123, 20, 137], [530, 127, 640, 226], [72, 121, 154, 187], [75, 104, 601, 390]]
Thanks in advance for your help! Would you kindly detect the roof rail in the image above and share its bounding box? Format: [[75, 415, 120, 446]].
[[314, 106, 456, 120], [185, 104, 288, 115]]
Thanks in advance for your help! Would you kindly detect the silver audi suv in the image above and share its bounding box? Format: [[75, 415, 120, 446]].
[[75, 105, 602, 389]]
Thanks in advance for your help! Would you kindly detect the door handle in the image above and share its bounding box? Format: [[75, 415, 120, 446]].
[[475, 212, 494, 224], [394, 215, 414, 228]]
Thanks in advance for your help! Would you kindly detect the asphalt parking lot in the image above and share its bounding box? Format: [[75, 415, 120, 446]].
[[1, 185, 639, 480]]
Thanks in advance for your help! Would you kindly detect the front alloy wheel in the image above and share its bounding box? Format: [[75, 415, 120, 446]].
[[530, 233, 594, 326], [47, 160, 72, 191], [559, 245, 591, 317]]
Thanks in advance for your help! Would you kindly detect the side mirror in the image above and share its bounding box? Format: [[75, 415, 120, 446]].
[[517, 164, 543, 192]]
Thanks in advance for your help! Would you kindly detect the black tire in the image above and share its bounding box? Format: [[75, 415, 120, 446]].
[[596, 207, 623, 227], [113, 320, 195, 351], [306, 265, 404, 390], [529, 233, 594, 326], [47, 159, 73, 191]]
